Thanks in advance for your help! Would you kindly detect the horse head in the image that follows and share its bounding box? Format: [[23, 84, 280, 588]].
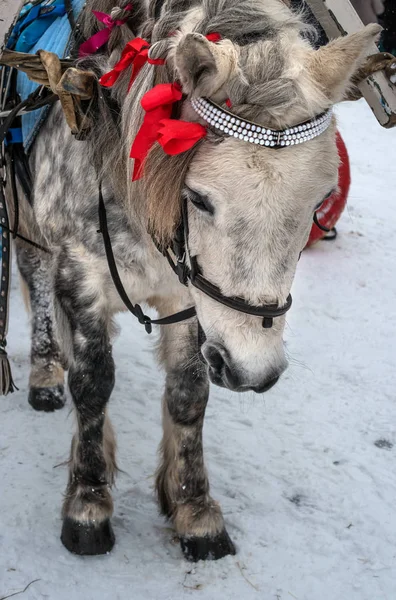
[[136, 3, 380, 392]]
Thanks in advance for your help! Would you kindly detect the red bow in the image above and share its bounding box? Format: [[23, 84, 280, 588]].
[[157, 119, 207, 155], [100, 32, 223, 90], [99, 37, 165, 90], [79, 4, 133, 58], [130, 84, 207, 180], [127, 31, 225, 179], [130, 83, 183, 180]]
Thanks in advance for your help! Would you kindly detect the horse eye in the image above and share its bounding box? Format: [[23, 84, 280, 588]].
[[185, 188, 214, 215]]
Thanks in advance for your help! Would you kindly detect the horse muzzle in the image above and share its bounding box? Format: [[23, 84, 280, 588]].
[[201, 342, 284, 393]]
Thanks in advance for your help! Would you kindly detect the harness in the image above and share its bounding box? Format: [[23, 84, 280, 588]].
[[0, 0, 85, 392]]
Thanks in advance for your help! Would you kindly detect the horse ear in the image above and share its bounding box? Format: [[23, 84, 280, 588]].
[[175, 33, 239, 98], [309, 23, 382, 102]]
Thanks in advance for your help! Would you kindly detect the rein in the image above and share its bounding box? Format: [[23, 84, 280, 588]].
[[98, 183, 196, 333]]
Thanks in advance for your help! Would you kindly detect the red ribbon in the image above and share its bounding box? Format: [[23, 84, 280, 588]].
[[126, 31, 226, 179], [79, 4, 133, 58], [157, 119, 207, 155], [130, 83, 183, 180], [205, 32, 222, 43], [100, 32, 222, 90], [99, 38, 165, 90]]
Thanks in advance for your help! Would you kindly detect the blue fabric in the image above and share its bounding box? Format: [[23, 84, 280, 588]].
[[5, 129, 24, 145], [14, 4, 68, 53], [10, 0, 86, 151]]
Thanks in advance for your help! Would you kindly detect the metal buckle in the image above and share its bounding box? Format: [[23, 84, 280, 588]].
[[176, 253, 188, 286]]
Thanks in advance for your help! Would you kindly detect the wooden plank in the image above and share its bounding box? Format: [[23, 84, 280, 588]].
[[0, 0, 25, 53], [306, 0, 396, 128]]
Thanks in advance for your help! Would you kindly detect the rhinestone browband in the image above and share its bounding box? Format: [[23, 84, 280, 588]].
[[191, 97, 333, 148]]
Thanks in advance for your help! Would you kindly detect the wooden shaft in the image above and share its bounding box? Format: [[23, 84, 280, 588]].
[[306, 0, 396, 128]]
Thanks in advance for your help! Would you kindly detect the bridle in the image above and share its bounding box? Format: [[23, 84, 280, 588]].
[[83, 2, 334, 336], [99, 186, 293, 333], [99, 106, 334, 335], [0, 91, 332, 339], [160, 197, 292, 329]]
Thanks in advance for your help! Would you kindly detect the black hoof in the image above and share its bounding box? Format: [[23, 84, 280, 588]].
[[61, 517, 115, 556], [180, 528, 236, 562], [29, 385, 66, 412]]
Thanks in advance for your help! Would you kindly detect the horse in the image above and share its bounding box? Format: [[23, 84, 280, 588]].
[[9, 0, 381, 562]]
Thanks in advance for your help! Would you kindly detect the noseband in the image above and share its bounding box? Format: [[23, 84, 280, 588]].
[[161, 199, 292, 329]]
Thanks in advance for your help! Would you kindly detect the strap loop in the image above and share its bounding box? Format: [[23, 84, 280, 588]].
[[313, 211, 331, 232], [133, 303, 153, 334]]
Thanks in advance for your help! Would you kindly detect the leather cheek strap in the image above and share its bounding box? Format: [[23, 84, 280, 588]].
[[181, 198, 292, 328], [188, 255, 292, 328]]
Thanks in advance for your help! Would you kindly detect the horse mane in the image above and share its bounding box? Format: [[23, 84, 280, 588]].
[[77, 0, 321, 246], [76, 0, 148, 52], [140, 0, 320, 246]]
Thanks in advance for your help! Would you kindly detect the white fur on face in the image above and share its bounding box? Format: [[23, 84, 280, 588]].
[[185, 121, 339, 385]]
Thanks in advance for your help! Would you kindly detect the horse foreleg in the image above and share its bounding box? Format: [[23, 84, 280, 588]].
[[16, 242, 66, 411], [55, 253, 117, 555], [156, 317, 235, 562]]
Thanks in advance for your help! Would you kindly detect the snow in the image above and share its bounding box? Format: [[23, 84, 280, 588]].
[[1, 99, 396, 600]]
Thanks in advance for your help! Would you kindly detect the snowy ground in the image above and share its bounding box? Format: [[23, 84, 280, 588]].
[[1, 99, 395, 600]]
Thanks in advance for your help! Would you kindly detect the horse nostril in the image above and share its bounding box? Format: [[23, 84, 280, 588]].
[[203, 344, 226, 374], [202, 344, 283, 392]]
